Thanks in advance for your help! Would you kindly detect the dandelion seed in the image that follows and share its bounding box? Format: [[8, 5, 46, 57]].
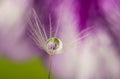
[[26, 6, 93, 79], [26, 8, 63, 79], [27, 8, 63, 55]]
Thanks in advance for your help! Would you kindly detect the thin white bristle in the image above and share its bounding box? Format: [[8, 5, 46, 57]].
[[32, 8, 48, 41], [27, 17, 45, 48], [32, 9, 46, 44], [29, 20, 44, 47], [64, 27, 93, 50], [76, 27, 93, 38], [70, 33, 90, 45], [54, 19, 60, 37], [49, 14, 52, 38], [29, 34, 43, 48], [30, 29, 44, 46], [26, 9, 50, 49]]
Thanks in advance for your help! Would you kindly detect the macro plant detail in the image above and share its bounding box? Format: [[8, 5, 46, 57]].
[[27, 8, 64, 79], [26, 8, 91, 79], [0, 0, 120, 79], [27, 8, 63, 55]]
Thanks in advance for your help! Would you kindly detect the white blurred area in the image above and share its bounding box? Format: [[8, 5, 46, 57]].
[[53, 27, 120, 79], [0, 0, 36, 61], [0, 0, 30, 38], [52, 1, 120, 78], [0, 0, 29, 27], [75, 29, 120, 79]]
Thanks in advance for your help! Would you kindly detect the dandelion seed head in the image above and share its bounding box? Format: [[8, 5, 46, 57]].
[[27, 8, 63, 56], [46, 37, 63, 55]]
